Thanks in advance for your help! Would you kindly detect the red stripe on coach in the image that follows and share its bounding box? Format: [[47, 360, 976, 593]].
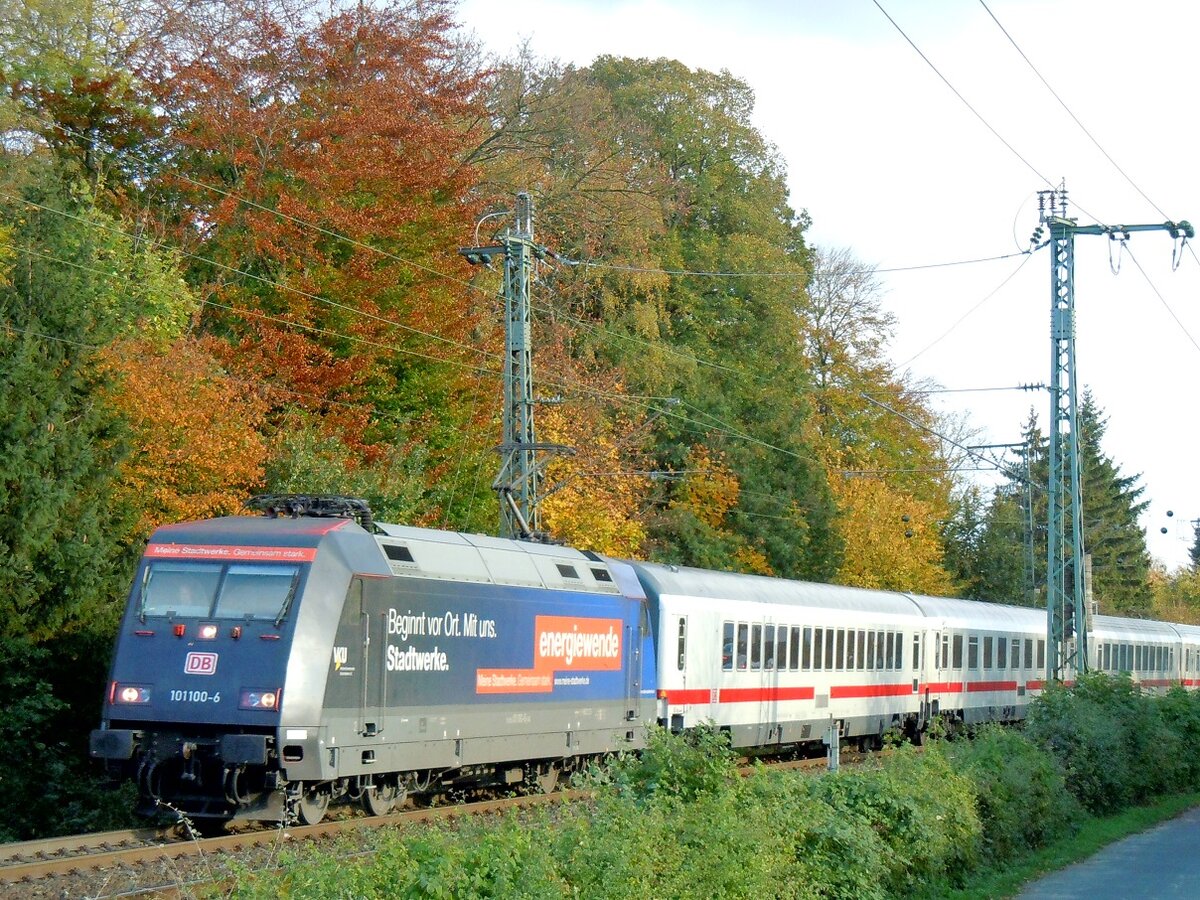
[[830, 683, 915, 699], [718, 686, 816, 703], [967, 680, 1019, 692]]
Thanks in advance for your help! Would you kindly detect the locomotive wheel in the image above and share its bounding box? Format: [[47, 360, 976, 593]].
[[296, 787, 330, 825], [362, 781, 402, 817]]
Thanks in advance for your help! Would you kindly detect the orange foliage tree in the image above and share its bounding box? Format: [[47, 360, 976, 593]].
[[154, 0, 495, 525], [100, 337, 268, 536]]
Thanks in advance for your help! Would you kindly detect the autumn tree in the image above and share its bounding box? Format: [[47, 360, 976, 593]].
[[476, 55, 839, 578], [155, 0, 496, 529], [798, 246, 958, 593], [0, 0, 171, 189], [99, 337, 269, 535]]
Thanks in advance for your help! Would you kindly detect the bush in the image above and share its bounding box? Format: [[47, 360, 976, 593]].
[[597, 724, 739, 803], [0, 634, 138, 840], [1025, 673, 1185, 813], [803, 746, 981, 894], [945, 725, 1080, 860]]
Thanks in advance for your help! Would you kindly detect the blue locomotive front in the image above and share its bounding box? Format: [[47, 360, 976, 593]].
[[91, 499, 657, 825]]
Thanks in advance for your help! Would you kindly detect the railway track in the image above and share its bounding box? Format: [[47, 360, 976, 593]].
[[0, 792, 580, 897], [0, 751, 874, 897]]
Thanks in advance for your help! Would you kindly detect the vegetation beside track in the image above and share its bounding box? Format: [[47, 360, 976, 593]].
[[205, 674, 1200, 899]]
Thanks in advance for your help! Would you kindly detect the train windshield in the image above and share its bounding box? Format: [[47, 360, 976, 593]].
[[139, 561, 303, 622]]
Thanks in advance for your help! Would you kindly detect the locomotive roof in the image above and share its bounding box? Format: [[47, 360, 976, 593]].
[[150, 514, 355, 545]]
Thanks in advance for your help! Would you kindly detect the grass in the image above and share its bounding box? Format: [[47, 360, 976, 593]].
[[938, 791, 1200, 899]]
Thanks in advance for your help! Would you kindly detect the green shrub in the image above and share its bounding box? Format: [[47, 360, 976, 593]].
[[1025, 673, 1186, 813], [945, 724, 1080, 860], [803, 746, 981, 894], [599, 724, 739, 803], [1158, 687, 1200, 789]]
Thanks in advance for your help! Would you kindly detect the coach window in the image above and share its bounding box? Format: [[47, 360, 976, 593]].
[[792, 627, 802, 671], [912, 633, 921, 671], [677, 618, 687, 671], [751, 624, 763, 670], [736, 623, 749, 671], [968, 636, 979, 669], [812, 628, 824, 671], [1012, 639, 1022, 669], [776, 626, 788, 671], [860, 631, 870, 669], [997, 637, 1007, 670], [1101, 642, 1110, 672], [951, 634, 963, 669], [764, 625, 776, 669], [825, 629, 836, 670], [846, 630, 857, 670], [893, 632, 903, 669], [1025, 638, 1034, 670], [939, 634, 949, 670], [722, 622, 734, 671], [835, 629, 846, 670], [883, 632, 894, 670], [983, 636, 993, 669], [1037, 639, 1046, 670]]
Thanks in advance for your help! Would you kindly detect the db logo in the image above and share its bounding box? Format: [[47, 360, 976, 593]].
[[184, 652, 218, 675]]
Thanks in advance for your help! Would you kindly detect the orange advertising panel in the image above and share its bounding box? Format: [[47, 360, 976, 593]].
[[475, 615, 623, 694]]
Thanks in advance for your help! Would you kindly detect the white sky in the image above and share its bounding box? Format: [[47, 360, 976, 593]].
[[456, 0, 1200, 571]]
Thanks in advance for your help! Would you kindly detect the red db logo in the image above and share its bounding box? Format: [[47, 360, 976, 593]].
[[184, 652, 218, 675]]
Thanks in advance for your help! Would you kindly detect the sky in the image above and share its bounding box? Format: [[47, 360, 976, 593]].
[[455, 0, 1200, 571]]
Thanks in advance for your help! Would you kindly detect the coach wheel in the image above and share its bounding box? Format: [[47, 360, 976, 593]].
[[296, 786, 330, 825], [362, 781, 403, 817]]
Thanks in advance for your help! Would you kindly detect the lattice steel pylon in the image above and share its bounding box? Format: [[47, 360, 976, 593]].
[[459, 193, 571, 541], [1041, 188, 1087, 680], [1035, 185, 1192, 681]]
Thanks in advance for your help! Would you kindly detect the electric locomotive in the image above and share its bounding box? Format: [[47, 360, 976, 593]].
[[90, 496, 657, 825]]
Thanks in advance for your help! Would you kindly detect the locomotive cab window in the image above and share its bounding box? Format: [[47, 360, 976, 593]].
[[140, 560, 302, 621]]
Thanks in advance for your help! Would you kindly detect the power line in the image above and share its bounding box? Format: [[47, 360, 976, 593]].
[[1124, 244, 1200, 357], [892, 383, 1046, 396], [871, 0, 1055, 191], [571, 249, 1031, 279], [9, 127, 998, 512], [896, 249, 1036, 368], [1, 192, 496, 365], [978, 0, 1171, 222]]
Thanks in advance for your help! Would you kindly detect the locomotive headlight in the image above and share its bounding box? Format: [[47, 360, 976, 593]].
[[239, 688, 281, 711], [198, 624, 218, 640], [113, 683, 151, 704]]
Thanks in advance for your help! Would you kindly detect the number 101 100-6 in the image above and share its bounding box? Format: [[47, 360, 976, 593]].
[[170, 689, 221, 703]]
